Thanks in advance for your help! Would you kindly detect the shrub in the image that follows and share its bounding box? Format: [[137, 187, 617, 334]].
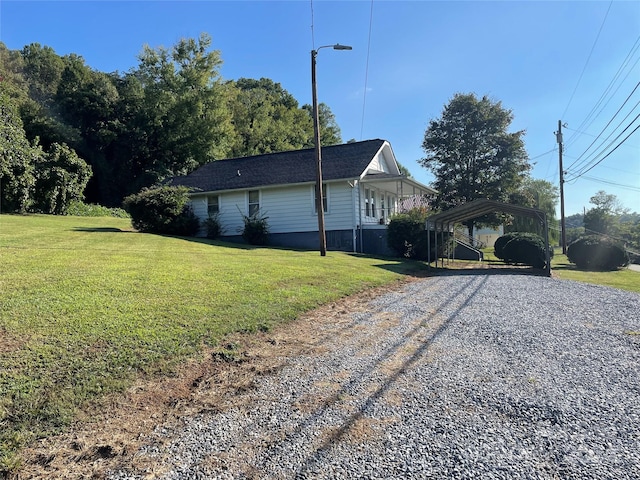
[[567, 235, 629, 271], [501, 234, 548, 269], [494, 232, 521, 260], [495, 232, 552, 263], [66, 200, 130, 218], [387, 208, 447, 260], [203, 213, 224, 239], [241, 210, 269, 245], [167, 207, 200, 236], [387, 208, 428, 259], [122, 186, 200, 236]]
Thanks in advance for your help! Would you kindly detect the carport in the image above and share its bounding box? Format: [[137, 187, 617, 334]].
[[426, 199, 552, 277]]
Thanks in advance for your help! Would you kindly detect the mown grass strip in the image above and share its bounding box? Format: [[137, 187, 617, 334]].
[[0, 214, 426, 472], [550, 252, 640, 294]]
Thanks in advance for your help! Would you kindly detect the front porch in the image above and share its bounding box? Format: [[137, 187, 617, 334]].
[[355, 174, 436, 255], [358, 173, 436, 227]]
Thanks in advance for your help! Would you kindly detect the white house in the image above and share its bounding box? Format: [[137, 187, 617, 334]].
[[170, 139, 437, 254]]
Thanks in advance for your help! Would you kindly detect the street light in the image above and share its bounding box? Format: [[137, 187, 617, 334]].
[[311, 43, 352, 256]]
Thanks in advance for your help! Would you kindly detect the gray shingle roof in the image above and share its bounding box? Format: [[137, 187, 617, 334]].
[[169, 139, 387, 193]]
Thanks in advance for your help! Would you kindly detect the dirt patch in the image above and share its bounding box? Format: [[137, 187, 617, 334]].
[[17, 276, 424, 480], [0, 330, 26, 354]]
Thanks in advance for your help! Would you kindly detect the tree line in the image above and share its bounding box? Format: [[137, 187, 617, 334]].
[[0, 33, 342, 211]]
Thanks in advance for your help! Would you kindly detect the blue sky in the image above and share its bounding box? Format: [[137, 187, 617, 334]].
[[1, 0, 639, 216]]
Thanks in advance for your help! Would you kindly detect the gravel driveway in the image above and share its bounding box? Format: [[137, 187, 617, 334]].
[[109, 273, 640, 480]]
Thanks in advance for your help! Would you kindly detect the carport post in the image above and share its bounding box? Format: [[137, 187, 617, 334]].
[[446, 222, 450, 265], [440, 225, 445, 268], [543, 213, 551, 277], [452, 223, 456, 262], [434, 222, 438, 269], [427, 220, 432, 270]]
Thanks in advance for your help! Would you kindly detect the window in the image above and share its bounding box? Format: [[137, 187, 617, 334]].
[[314, 183, 328, 213], [248, 190, 260, 216], [365, 188, 371, 217], [370, 190, 376, 218], [207, 195, 219, 216]]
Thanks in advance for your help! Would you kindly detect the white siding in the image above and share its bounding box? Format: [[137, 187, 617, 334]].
[[218, 191, 247, 235], [367, 151, 391, 173], [190, 182, 356, 235]]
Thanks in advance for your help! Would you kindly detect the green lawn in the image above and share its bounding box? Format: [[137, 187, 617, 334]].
[[478, 247, 640, 294], [0, 214, 427, 473], [550, 251, 640, 293]]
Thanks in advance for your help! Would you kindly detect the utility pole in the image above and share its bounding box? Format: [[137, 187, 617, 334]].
[[556, 120, 567, 254], [311, 44, 352, 257], [311, 48, 327, 256]]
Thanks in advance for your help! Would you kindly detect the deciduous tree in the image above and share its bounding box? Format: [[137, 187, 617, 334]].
[[32, 143, 92, 215], [0, 94, 37, 212], [420, 93, 530, 234]]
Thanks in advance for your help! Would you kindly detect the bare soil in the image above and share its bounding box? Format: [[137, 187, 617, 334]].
[[17, 277, 423, 480]]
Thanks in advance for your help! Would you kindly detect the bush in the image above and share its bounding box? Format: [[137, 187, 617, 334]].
[[241, 210, 269, 245], [501, 234, 548, 269], [66, 200, 130, 218], [122, 186, 200, 236], [203, 213, 224, 239], [494, 232, 521, 260], [387, 208, 447, 261], [387, 209, 429, 259], [567, 235, 629, 271], [495, 232, 552, 264]]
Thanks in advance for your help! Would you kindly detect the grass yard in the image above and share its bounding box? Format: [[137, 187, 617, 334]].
[[0, 214, 427, 473], [479, 247, 640, 294], [550, 251, 640, 293]]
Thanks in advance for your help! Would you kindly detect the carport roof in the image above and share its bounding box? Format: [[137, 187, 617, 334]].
[[426, 199, 546, 227]]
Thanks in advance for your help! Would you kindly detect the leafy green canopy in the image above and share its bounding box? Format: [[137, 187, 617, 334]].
[[1, 35, 344, 208], [0, 94, 36, 212], [506, 178, 559, 243], [420, 93, 531, 233], [0, 93, 91, 214]]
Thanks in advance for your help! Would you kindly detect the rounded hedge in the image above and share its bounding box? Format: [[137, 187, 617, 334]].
[[123, 185, 200, 236], [501, 235, 547, 269], [493, 232, 553, 268], [494, 232, 521, 260], [567, 235, 629, 271], [495, 232, 552, 262]]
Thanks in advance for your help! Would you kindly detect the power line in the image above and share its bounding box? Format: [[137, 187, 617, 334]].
[[579, 175, 640, 192], [310, 0, 316, 49], [360, 0, 374, 140], [565, 36, 640, 148], [566, 81, 640, 172], [566, 117, 640, 181], [568, 111, 640, 178], [561, 0, 613, 120], [529, 147, 557, 161]]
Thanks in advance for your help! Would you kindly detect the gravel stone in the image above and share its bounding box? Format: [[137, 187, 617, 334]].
[[109, 274, 640, 479]]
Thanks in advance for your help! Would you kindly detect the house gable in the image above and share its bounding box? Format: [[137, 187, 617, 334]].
[[363, 142, 401, 177]]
